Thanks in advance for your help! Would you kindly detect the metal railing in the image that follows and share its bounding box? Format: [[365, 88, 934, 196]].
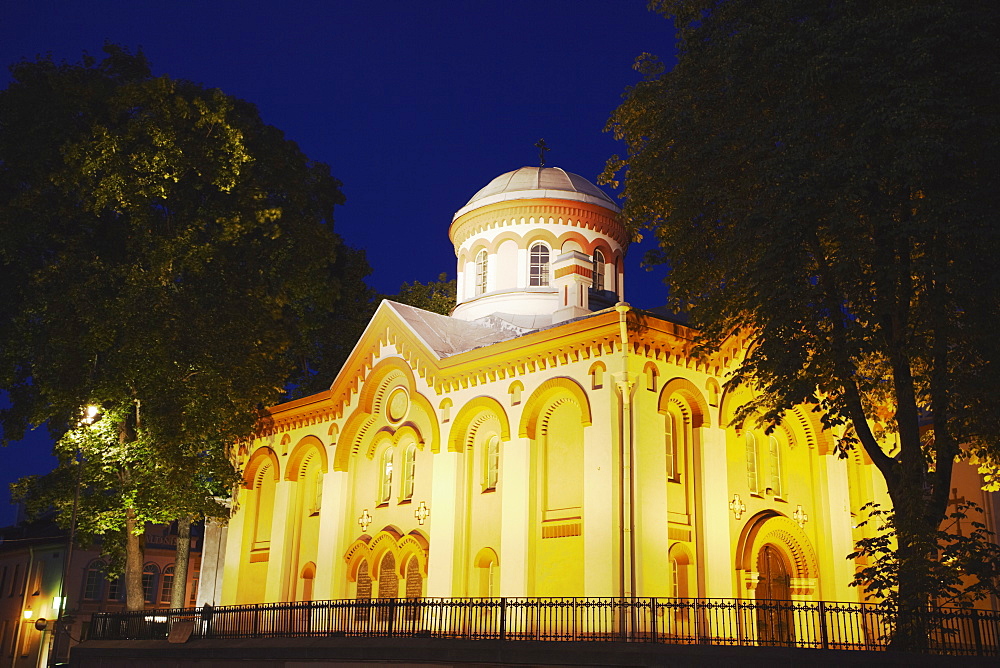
[[89, 597, 1000, 656]]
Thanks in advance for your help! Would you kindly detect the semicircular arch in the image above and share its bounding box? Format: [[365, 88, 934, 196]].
[[286, 435, 328, 481], [242, 447, 280, 489], [449, 396, 511, 453], [736, 511, 819, 587], [519, 377, 592, 439], [659, 377, 710, 429]]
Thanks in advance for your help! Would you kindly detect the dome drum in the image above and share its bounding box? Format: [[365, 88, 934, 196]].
[[451, 167, 625, 324]]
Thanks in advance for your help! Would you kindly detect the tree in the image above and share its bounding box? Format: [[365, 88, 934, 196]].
[[388, 272, 457, 315], [605, 0, 1000, 649], [0, 45, 371, 609]]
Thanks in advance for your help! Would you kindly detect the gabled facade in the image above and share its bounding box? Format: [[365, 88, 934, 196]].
[[218, 167, 997, 610]]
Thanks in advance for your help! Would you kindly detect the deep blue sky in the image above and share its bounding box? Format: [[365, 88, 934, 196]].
[[0, 1, 678, 525]]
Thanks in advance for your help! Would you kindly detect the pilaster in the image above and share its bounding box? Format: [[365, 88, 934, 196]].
[[263, 479, 292, 602], [499, 437, 531, 596], [314, 470, 349, 600], [426, 451, 461, 596]]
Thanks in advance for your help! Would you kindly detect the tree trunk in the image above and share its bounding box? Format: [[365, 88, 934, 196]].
[[124, 507, 145, 611], [170, 517, 192, 609]]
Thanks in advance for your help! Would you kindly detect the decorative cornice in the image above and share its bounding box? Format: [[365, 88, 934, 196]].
[[449, 199, 628, 249]]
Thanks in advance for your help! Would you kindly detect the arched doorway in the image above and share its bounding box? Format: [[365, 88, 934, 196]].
[[755, 544, 793, 645]]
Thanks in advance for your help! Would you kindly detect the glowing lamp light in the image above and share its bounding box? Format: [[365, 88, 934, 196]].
[[22, 609, 33, 620], [81, 404, 101, 425]]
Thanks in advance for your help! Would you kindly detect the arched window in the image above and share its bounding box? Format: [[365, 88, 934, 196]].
[[378, 447, 394, 504], [670, 557, 680, 598], [309, 470, 324, 515], [160, 565, 175, 604], [529, 243, 550, 286], [592, 250, 605, 290], [665, 413, 678, 482], [484, 435, 500, 491], [746, 432, 760, 494], [400, 444, 416, 501], [83, 560, 105, 601], [141, 564, 159, 603], [107, 575, 124, 601], [475, 250, 488, 295], [767, 435, 782, 497]]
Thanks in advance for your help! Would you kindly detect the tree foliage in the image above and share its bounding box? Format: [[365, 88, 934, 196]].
[[605, 0, 1000, 647], [0, 45, 370, 608], [849, 501, 1000, 611], [388, 272, 457, 315]]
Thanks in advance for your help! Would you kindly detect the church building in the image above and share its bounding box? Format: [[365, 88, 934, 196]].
[[216, 166, 995, 609]]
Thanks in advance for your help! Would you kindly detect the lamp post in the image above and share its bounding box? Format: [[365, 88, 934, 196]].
[[52, 405, 99, 664]]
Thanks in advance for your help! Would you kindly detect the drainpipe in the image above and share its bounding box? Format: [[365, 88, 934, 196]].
[[614, 303, 637, 602]]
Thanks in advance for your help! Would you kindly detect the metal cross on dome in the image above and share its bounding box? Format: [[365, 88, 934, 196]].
[[535, 138, 550, 168], [793, 505, 809, 528], [358, 509, 372, 533], [729, 494, 746, 520], [414, 501, 430, 526]]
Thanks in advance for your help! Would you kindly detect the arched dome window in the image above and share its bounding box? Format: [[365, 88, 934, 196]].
[[592, 250, 605, 290], [475, 250, 488, 295], [529, 243, 550, 287]]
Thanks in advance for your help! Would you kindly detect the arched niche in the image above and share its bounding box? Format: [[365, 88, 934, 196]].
[[335, 357, 439, 471], [448, 396, 511, 453], [286, 435, 328, 480], [658, 377, 710, 429], [518, 377, 592, 440], [242, 447, 280, 489]]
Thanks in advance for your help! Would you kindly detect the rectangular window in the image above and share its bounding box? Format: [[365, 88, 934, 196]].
[[31, 559, 44, 595], [189, 575, 198, 606], [9, 564, 20, 597]]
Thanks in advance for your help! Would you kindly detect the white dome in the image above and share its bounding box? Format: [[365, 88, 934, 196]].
[[453, 166, 619, 219]]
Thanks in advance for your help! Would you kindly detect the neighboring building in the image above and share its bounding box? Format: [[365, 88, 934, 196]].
[[0, 518, 202, 666], [218, 166, 999, 611]]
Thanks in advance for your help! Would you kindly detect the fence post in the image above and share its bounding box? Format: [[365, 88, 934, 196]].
[[818, 600, 829, 650], [499, 597, 507, 641], [971, 608, 983, 655], [650, 598, 658, 643]]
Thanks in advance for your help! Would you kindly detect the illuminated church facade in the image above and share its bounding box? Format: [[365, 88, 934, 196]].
[[215, 166, 995, 608]]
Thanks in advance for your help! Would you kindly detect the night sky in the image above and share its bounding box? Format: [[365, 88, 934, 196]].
[[0, 1, 678, 525]]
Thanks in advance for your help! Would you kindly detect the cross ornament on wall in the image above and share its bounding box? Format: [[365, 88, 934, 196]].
[[729, 494, 746, 520], [414, 501, 430, 525], [793, 505, 809, 528], [358, 509, 372, 533]]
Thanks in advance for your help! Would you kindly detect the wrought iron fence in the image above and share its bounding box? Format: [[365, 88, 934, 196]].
[[89, 597, 1000, 656]]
